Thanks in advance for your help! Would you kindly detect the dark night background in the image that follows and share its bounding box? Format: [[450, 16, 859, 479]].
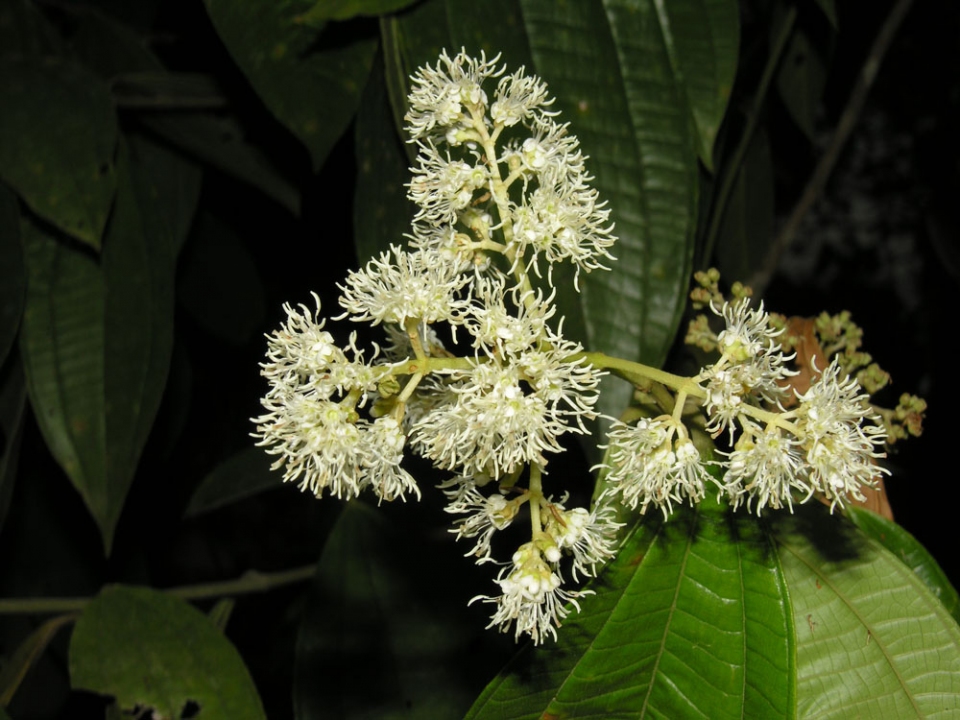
[[1, 0, 959, 717]]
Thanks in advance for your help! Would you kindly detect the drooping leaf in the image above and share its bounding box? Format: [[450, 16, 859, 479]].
[[846, 505, 960, 624], [295, 501, 513, 720], [19, 138, 199, 553], [775, 503, 960, 717], [514, 0, 701, 420], [0, 613, 77, 707], [0, 183, 25, 366], [184, 445, 280, 518], [101, 137, 201, 540], [69, 585, 266, 719], [653, 0, 740, 170], [203, 0, 378, 171], [0, 57, 117, 249], [468, 496, 793, 719], [19, 218, 108, 531]]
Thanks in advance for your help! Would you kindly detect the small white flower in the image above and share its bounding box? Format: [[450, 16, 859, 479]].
[[701, 300, 794, 438], [544, 498, 621, 580], [440, 477, 518, 562], [361, 417, 420, 503], [470, 543, 589, 645], [405, 50, 504, 141], [411, 362, 564, 476], [723, 424, 808, 513], [792, 359, 888, 509], [338, 246, 470, 327], [602, 419, 713, 518], [253, 393, 366, 499], [490, 67, 557, 128], [408, 142, 489, 226]]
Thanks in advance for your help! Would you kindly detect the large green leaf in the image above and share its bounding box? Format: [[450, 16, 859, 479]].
[[653, 0, 740, 170], [0, 57, 117, 250], [19, 139, 199, 553], [845, 506, 960, 623], [776, 504, 960, 717], [203, 0, 378, 171], [69, 585, 266, 719], [295, 502, 513, 719], [467, 496, 794, 719]]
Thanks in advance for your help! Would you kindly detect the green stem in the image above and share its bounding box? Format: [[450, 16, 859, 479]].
[[575, 351, 705, 399], [0, 565, 317, 615]]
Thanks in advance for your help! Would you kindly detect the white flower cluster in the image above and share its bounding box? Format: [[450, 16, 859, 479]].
[[254, 50, 623, 644], [602, 298, 889, 515], [252, 296, 419, 503]]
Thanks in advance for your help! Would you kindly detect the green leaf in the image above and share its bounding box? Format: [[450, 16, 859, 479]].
[[0, 183, 25, 367], [516, 0, 700, 420], [775, 23, 829, 140], [0, 613, 77, 707], [203, 0, 378, 171], [69, 585, 266, 719], [296, 502, 512, 719], [653, 0, 740, 170], [715, 125, 775, 283], [845, 505, 960, 625], [297, 0, 422, 26], [775, 503, 960, 717], [19, 138, 199, 552], [0, 57, 117, 249], [184, 446, 280, 518], [468, 496, 793, 719]]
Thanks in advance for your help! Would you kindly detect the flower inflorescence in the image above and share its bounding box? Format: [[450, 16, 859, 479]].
[[254, 50, 917, 646]]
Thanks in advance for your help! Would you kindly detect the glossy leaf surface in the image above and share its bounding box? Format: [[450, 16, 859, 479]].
[[778, 504, 960, 717], [19, 139, 199, 552], [468, 497, 793, 719], [845, 505, 960, 623], [70, 586, 266, 719]]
